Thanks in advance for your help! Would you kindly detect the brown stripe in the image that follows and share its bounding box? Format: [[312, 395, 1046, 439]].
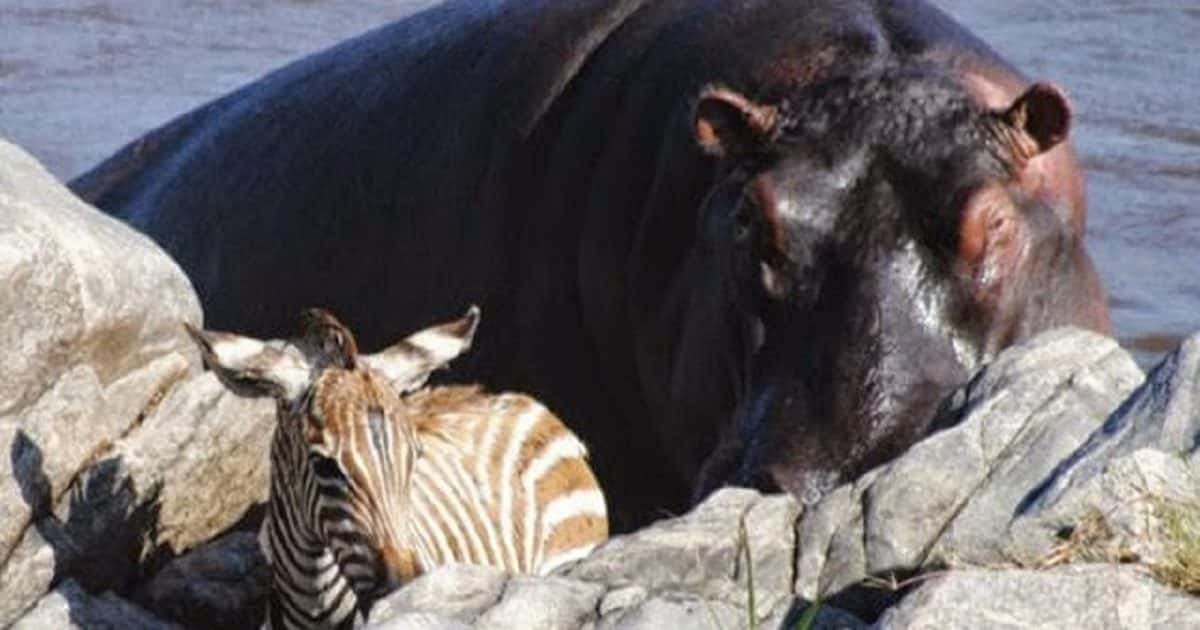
[[542, 514, 608, 559]]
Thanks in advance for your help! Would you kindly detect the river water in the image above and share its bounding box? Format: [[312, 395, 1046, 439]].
[[2, 0, 1196, 367]]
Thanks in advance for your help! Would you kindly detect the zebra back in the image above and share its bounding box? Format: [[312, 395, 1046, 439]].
[[402, 385, 609, 575]]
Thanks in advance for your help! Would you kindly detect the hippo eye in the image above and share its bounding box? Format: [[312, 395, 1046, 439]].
[[733, 204, 753, 242]]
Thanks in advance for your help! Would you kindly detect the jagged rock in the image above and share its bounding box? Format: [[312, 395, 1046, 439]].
[[0, 137, 200, 626], [1046, 332, 1200, 483], [569, 488, 800, 623], [1010, 333, 1200, 563], [872, 565, 1200, 629], [366, 490, 801, 629], [795, 328, 1145, 609], [135, 530, 269, 629], [1008, 448, 1200, 568], [13, 579, 180, 630], [84, 372, 275, 555], [2, 371, 276, 626]]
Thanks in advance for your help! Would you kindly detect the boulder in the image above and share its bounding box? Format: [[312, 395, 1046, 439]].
[[367, 564, 509, 625], [873, 565, 1200, 629], [1010, 333, 1200, 566], [568, 488, 800, 622], [795, 328, 1145, 609], [366, 489, 806, 629], [474, 576, 605, 630], [0, 137, 201, 625]]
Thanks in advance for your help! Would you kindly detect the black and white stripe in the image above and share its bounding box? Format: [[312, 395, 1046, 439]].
[[187, 308, 607, 630]]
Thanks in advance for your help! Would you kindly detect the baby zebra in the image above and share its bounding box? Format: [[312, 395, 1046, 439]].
[[185, 307, 608, 630]]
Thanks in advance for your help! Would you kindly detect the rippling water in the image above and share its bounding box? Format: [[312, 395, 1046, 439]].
[[1, 0, 1196, 366]]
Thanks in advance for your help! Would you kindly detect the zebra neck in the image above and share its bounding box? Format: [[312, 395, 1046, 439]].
[[265, 479, 360, 628]]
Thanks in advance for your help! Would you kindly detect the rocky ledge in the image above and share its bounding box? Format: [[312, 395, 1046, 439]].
[[2, 137, 1197, 629]]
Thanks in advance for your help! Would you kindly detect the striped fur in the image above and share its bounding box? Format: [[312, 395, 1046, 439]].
[[186, 308, 608, 630]]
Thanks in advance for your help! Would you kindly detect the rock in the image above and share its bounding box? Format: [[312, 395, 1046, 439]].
[[0, 138, 200, 417], [83, 372, 275, 555], [0, 137, 199, 626], [1024, 333, 1200, 513], [13, 579, 180, 630], [474, 576, 605, 630], [569, 488, 800, 623], [872, 565, 1200, 629], [926, 328, 1144, 565], [771, 601, 869, 630], [1, 369, 275, 626], [593, 593, 742, 630], [368, 612, 473, 630], [135, 531, 269, 629], [1008, 448, 1200, 568], [367, 564, 508, 625], [795, 328, 1144, 609], [366, 490, 801, 629]]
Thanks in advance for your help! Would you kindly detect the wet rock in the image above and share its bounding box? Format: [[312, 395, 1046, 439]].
[[873, 565, 1200, 629]]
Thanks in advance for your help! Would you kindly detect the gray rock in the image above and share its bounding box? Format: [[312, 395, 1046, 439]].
[[1008, 448, 1200, 567], [796, 328, 1144, 603], [367, 564, 508, 625], [570, 488, 800, 622], [873, 565, 1200, 629], [474, 575, 605, 630], [87, 372, 275, 555], [13, 579, 181, 630], [927, 328, 1144, 565], [0, 138, 199, 626], [1024, 333, 1200, 513], [596, 585, 648, 618], [0, 138, 200, 417], [368, 612, 473, 630], [135, 530, 269, 629], [594, 593, 742, 630]]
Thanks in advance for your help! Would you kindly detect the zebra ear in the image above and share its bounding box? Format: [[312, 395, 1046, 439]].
[[184, 323, 312, 401], [362, 305, 481, 394]]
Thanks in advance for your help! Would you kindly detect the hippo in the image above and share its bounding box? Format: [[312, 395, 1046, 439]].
[[72, 0, 1110, 530]]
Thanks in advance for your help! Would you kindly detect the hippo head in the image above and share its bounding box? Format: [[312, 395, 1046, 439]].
[[687, 67, 1110, 503]]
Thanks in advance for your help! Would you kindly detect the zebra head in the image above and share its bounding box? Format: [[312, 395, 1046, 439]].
[[184, 306, 480, 615]]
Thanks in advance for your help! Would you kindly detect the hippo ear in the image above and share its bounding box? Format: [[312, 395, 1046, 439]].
[[693, 86, 782, 157], [184, 323, 312, 401], [361, 306, 481, 393], [997, 83, 1072, 159]]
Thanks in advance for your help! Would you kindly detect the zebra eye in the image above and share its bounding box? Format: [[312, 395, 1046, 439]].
[[311, 454, 343, 479]]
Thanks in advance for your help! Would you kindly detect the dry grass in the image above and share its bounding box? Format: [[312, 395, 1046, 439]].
[[1034, 508, 1138, 569], [1150, 498, 1200, 595]]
